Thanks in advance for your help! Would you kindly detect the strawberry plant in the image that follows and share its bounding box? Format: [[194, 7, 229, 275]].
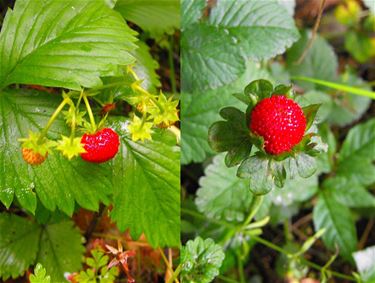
[[181, 0, 375, 282], [0, 0, 180, 282]]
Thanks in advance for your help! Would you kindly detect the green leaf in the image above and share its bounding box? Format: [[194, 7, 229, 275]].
[[323, 177, 375, 209], [353, 246, 375, 282], [132, 41, 161, 92], [313, 190, 357, 260], [337, 118, 375, 186], [294, 72, 372, 126], [181, 24, 246, 92], [180, 90, 240, 164], [110, 120, 180, 247], [0, 213, 40, 280], [327, 71, 372, 126], [181, 62, 271, 165], [36, 220, 84, 282], [208, 107, 252, 167], [115, 0, 180, 37], [0, 213, 84, 281], [0, 0, 137, 90], [0, 88, 112, 215], [295, 91, 332, 123], [195, 154, 253, 223], [182, 0, 299, 92], [237, 155, 274, 195], [181, 0, 206, 30], [30, 264, 51, 283], [277, 0, 296, 16], [287, 30, 338, 90], [181, 237, 225, 283]]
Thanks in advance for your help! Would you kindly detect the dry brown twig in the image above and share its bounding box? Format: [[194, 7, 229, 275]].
[[296, 0, 327, 64]]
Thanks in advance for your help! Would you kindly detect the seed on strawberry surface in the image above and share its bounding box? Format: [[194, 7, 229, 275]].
[[249, 95, 306, 155], [80, 128, 120, 163], [22, 148, 48, 165]]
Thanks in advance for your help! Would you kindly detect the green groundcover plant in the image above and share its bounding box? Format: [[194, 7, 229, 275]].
[[180, 0, 375, 282], [0, 0, 180, 281]]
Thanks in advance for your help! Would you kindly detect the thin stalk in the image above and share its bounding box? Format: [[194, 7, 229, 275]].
[[83, 94, 97, 131], [292, 76, 375, 100], [38, 97, 70, 143], [242, 195, 264, 227], [167, 264, 181, 283], [237, 253, 246, 283]]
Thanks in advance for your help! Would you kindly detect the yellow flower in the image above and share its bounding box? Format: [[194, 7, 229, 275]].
[[128, 116, 153, 142], [149, 92, 179, 127]]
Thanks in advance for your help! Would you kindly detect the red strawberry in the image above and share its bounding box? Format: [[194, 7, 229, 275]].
[[80, 128, 120, 163], [22, 148, 47, 165], [249, 95, 306, 155]]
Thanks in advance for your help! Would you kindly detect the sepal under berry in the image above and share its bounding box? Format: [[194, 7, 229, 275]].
[[19, 131, 56, 165], [208, 107, 252, 167]]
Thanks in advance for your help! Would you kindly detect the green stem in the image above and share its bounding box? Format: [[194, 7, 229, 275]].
[[168, 36, 177, 94], [167, 264, 181, 283], [38, 97, 70, 143], [292, 76, 375, 100], [252, 236, 356, 282], [243, 195, 264, 227], [237, 253, 246, 283], [83, 94, 97, 131]]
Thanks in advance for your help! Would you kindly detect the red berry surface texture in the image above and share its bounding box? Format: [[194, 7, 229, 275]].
[[81, 128, 120, 163], [250, 95, 306, 155]]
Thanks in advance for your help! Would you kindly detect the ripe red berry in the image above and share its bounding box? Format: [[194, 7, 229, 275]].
[[80, 128, 120, 163], [249, 95, 306, 155], [22, 148, 47, 165]]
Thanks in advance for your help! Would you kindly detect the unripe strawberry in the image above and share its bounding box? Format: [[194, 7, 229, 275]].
[[22, 148, 48, 165], [249, 95, 306, 155], [80, 128, 120, 163]]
